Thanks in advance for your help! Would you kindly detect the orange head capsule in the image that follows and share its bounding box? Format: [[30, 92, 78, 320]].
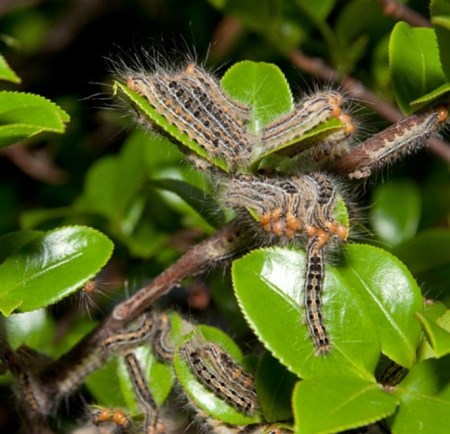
[[437, 106, 449, 123]]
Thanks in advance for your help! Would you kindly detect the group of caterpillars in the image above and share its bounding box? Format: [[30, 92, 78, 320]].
[[121, 60, 448, 355], [82, 309, 291, 434], [70, 58, 448, 433]]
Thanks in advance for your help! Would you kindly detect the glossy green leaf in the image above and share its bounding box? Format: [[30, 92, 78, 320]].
[[0, 226, 114, 316], [232, 247, 380, 380], [0, 91, 69, 148], [0, 54, 20, 83], [221, 60, 293, 134], [417, 312, 450, 359], [339, 244, 423, 368], [390, 356, 450, 434], [392, 229, 450, 275], [431, 0, 450, 79], [114, 81, 228, 172], [149, 178, 225, 228], [389, 23, 447, 114], [370, 179, 421, 246], [294, 377, 399, 434], [255, 351, 296, 422], [173, 326, 261, 425]]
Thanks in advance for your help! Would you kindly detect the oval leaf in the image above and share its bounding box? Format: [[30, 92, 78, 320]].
[[389, 23, 447, 114], [0, 226, 114, 316], [232, 247, 380, 380], [220, 60, 293, 134]]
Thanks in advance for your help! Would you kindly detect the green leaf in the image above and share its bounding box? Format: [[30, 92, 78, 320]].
[[389, 23, 447, 114], [390, 356, 450, 434], [431, 0, 450, 79], [173, 326, 261, 425], [293, 377, 399, 434], [86, 357, 127, 408], [149, 178, 225, 228], [232, 247, 380, 380], [370, 179, 421, 246], [114, 81, 229, 172], [340, 244, 423, 368], [417, 312, 450, 359], [0, 54, 21, 83], [0, 226, 114, 316], [255, 351, 297, 422], [221, 60, 293, 134], [0, 91, 69, 148]]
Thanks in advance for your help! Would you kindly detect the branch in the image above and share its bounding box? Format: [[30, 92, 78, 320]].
[[1, 143, 67, 184], [37, 221, 244, 408], [377, 0, 432, 27]]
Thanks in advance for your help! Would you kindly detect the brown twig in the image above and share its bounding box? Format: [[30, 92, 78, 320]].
[[0, 0, 41, 17], [209, 16, 245, 63], [1, 143, 67, 184], [377, 0, 432, 27]]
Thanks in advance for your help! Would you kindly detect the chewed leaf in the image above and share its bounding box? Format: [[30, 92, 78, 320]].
[[0, 91, 69, 148], [0, 226, 114, 316], [114, 81, 229, 172]]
